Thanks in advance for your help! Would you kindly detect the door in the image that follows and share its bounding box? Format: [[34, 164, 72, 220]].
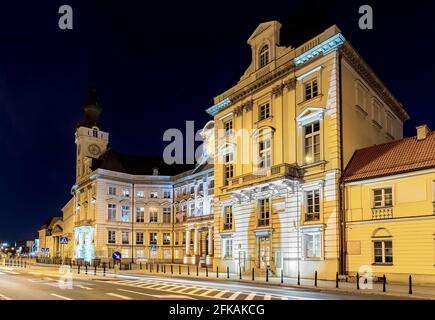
[[258, 236, 270, 269]]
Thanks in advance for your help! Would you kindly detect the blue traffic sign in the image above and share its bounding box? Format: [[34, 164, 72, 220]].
[[150, 245, 157, 252], [41, 248, 49, 253], [112, 251, 122, 261], [60, 237, 68, 244]]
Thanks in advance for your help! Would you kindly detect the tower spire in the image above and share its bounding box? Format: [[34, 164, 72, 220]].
[[79, 86, 102, 129]]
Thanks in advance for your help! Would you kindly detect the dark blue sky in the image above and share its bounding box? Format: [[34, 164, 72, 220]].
[[0, 0, 434, 241]]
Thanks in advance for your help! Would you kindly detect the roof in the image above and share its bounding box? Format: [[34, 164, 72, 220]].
[[91, 149, 194, 176], [38, 216, 62, 231], [343, 132, 435, 182]]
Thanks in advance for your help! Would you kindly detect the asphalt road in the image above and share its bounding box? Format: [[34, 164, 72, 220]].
[[0, 266, 391, 300]]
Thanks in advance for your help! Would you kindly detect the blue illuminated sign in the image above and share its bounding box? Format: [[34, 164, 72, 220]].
[[112, 251, 122, 261]]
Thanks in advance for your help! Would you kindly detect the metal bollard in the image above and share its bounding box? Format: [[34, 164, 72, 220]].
[[197, 265, 199, 276], [227, 266, 229, 279], [409, 275, 413, 295], [298, 271, 300, 285], [206, 266, 208, 277], [171, 265, 173, 274], [103, 265, 106, 276], [356, 273, 360, 290], [163, 264, 166, 273], [157, 263, 159, 273], [85, 265, 88, 275], [94, 266, 97, 275], [383, 274, 386, 292], [78, 265, 80, 274], [179, 265, 181, 275], [239, 267, 242, 280], [266, 268, 268, 282], [336, 272, 339, 288], [216, 266, 219, 278], [314, 271, 318, 287], [188, 265, 190, 275], [252, 268, 255, 281], [281, 269, 284, 284]]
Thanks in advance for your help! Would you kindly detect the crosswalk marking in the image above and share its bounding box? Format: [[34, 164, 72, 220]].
[[50, 293, 73, 300], [227, 291, 242, 300], [118, 288, 197, 300], [199, 289, 215, 296], [245, 293, 256, 300], [214, 290, 229, 298], [0, 293, 12, 300], [264, 294, 272, 300], [77, 285, 93, 290], [106, 293, 132, 300]]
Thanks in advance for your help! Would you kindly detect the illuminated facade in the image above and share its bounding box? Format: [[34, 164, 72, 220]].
[[208, 21, 408, 280]]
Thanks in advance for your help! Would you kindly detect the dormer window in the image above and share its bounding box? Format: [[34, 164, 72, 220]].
[[259, 45, 269, 68], [92, 127, 98, 138]]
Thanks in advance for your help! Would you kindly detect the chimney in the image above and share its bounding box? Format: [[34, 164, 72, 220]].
[[416, 125, 431, 141]]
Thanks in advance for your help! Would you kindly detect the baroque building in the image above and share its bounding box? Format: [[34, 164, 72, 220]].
[[208, 21, 408, 280]]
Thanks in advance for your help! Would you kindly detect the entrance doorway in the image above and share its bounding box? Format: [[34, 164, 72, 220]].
[[258, 236, 270, 269]]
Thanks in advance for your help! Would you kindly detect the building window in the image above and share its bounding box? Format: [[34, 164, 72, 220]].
[[258, 198, 270, 226], [136, 232, 144, 245], [223, 206, 233, 230], [373, 188, 393, 208], [93, 128, 98, 137], [190, 185, 195, 194], [258, 138, 271, 169], [259, 103, 271, 121], [259, 45, 269, 68], [304, 121, 320, 164], [108, 186, 116, 196], [149, 232, 157, 245], [189, 203, 196, 216], [121, 205, 130, 222], [121, 232, 129, 245], [136, 207, 145, 223], [209, 202, 214, 215], [303, 233, 321, 259], [305, 189, 320, 221], [224, 119, 233, 136], [223, 238, 233, 258], [223, 152, 234, 186], [150, 191, 158, 199], [198, 201, 203, 216], [136, 190, 144, 198], [304, 79, 319, 101], [107, 204, 116, 221], [163, 233, 170, 245], [163, 191, 171, 199], [372, 99, 383, 127], [108, 231, 116, 244], [163, 208, 171, 223], [209, 180, 214, 189], [374, 240, 393, 264], [149, 209, 158, 223], [122, 188, 130, 197]]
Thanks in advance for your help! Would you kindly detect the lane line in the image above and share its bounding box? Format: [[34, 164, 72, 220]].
[[245, 293, 256, 300], [76, 285, 93, 290], [118, 288, 196, 300], [106, 292, 133, 300], [0, 293, 13, 300], [264, 294, 272, 300], [50, 293, 72, 300], [281, 296, 289, 300]]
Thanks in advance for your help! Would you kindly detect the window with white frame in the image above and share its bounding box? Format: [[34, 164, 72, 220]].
[[121, 205, 130, 222], [209, 179, 214, 189], [373, 188, 393, 208], [386, 115, 394, 136], [259, 103, 271, 121], [136, 190, 144, 198], [258, 138, 271, 169], [108, 186, 116, 196], [224, 119, 233, 136], [107, 204, 116, 221], [209, 202, 214, 215], [122, 188, 130, 197], [163, 191, 171, 199], [373, 240, 393, 264], [223, 152, 234, 186], [121, 231, 130, 244], [136, 232, 144, 245], [372, 99, 383, 126], [136, 207, 145, 223], [198, 201, 203, 215], [223, 238, 233, 258], [259, 45, 269, 68], [258, 198, 270, 226], [108, 231, 116, 244], [355, 81, 368, 114], [304, 79, 318, 100], [303, 232, 321, 259], [150, 191, 158, 199], [163, 207, 171, 223], [149, 209, 158, 223], [163, 233, 170, 245], [304, 121, 320, 164], [189, 202, 196, 216], [305, 189, 320, 221], [149, 232, 157, 245], [223, 205, 233, 230]]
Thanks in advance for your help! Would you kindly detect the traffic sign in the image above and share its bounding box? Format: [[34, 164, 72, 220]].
[[41, 248, 49, 253], [60, 237, 68, 244], [150, 245, 157, 252], [112, 251, 122, 261]]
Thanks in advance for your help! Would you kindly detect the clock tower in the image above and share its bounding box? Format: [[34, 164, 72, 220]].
[[75, 88, 109, 183]]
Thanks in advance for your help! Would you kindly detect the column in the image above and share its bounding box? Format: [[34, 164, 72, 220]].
[[193, 229, 199, 256], [185, 229, 191, 256], [207, 227, 213, 256]]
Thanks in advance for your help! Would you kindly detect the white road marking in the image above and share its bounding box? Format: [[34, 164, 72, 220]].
[[199, 289, 215, 296], [0, 293, 13, 300], [245, 293, 256, 300], [214, 290, 228, 298], [227, 291, 242, 300], [281, 296, 289, 300], [50, 293, 72, 300], [264, 294, 272, 300], [106, 292, 133, 300], [77, 285, 93, 290], [0, 272, 4, 275], [118, 288, 197, 300]]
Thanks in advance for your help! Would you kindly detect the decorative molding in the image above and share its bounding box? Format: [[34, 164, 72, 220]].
[[294, 33, 345, 66], [272, 84, 285, 96], [206, 98, 232, 116]]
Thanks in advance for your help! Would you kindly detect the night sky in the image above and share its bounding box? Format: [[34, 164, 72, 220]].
[[0, 0, 434, 242]]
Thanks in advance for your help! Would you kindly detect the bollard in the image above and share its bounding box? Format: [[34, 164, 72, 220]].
[[227, 266, 229, 279], [314, 271, 318, 287], [281, 269, 284, 284], [94, 266, 97, 275], [206, 266, 208, 277], [356, 273, 360, 290], [85, 265, 88, 275], [78, 265, 81, 274], [197, 265, 199, 276], [383, 274, 386, 292], [140, 262, 142, 270], [252, 268, 255, 281], [25, 261, 27, 269], [188, 265, 190, 276], [103, 265, 106, 276], [179, 265, 181, 275], [297, 271, 300, 285], [409, 275, 413, 295], [336, 272, 339, 288], [239, 267, 242, 280], [216, 266, 219, 278], [163, 264, 166, 273], [171, 265, 173, 274], [266, 268, 269, 282], [157, 263, 159, 273]]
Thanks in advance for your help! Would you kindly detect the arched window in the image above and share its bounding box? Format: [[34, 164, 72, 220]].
[[259, 45, 269, 68], [92, 127, 98, 138]]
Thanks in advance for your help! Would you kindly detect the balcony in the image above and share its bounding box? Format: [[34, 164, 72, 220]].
[[223, 223, 232, 231], [257, 218, 270, 227], [372, 207, 393, 220], [227, 163, 302, 190], [186, 214, 213, 223]]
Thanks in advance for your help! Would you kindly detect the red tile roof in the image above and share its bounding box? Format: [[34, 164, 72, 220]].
[[342, 132, 435, 182]]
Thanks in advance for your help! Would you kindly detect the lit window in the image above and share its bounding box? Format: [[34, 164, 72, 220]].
[[373, 188, 393, 208], [93, 128, 98, 138], [163, 208, 171, 223], [108, 186, 116, 196], [259, 103, 270, 121], [223, 206, 233, 230], [121, 231, 129, 245], [259, 45, 269, 68], [107, 204, 116, 221], [149, 232, 157, 245], [149, 209, 158, 223], [108, 231, 116, 244], [259, 138, 271, 169], [136, 232, 144, 245], [150, 191, 158, 199], [121, 205, 130, 222], [223, 152, 234, 186], [136, 207, 145, 223], [223, 238, 233, 258], [224, 119, 233, 136], [258, 199, 270, 226], [305, 189, 320, 221], [304, 122, 320, 164], [189, 203, 196, 216], [136, 190, 144, 198], [374, 240, 393, 264], [209, 180, 214, 189], [163, 191, 171, 199], [122, 188, 130, 197], [163, 233, 170, 245], [303, 233, 321, 258], [198, 201, 203, 216], [304, 79, 319, 100]]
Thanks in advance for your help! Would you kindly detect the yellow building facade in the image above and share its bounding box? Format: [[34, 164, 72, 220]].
[[344, 125, 435, 284]]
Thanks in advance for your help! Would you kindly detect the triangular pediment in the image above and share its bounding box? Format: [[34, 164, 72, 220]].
[[296, 107, 326, 126], [248, 21, 279, 44]]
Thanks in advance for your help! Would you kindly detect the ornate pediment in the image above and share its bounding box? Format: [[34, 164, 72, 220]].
[[296, 107, 326, 127]]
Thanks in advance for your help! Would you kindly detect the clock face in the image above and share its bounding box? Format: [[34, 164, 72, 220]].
[[88, 144, 101, 156]]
